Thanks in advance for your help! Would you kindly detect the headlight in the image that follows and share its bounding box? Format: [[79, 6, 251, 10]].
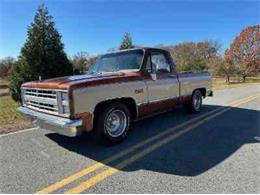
[[61, 92, 68, 101], [57, 91, 70, 115], [21, 88, 25, 105], [62, 105, 69, 114]]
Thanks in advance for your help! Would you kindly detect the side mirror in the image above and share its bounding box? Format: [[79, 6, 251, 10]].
[[157, 63, 170, 73], [150, 72, 157, 81]]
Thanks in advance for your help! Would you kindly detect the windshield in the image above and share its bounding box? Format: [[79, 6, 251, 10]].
[[88, 50, 144, 73]]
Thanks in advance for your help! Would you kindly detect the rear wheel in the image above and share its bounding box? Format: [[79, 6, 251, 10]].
[[186, 90, 202, 113], [96, 102, 131, 144]]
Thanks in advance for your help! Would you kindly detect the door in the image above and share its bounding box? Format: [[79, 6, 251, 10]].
[[144, 50, 179, 111]]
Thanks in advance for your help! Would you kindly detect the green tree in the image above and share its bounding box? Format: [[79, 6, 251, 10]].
[[10, 4, 73, 101], [119, 32, 133, 50]]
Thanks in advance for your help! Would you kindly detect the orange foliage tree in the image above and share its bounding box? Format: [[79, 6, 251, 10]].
[[228, 25, 260, 82], [221, 49, 236, 83]]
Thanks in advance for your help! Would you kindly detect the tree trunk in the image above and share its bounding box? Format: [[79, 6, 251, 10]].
[[242, 75, 246, 83], [225, 74, 230, 84]]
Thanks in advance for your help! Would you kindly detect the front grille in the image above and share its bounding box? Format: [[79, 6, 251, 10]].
[[25, 100, 58, 112], [22, 88, 59, 115], [24, 88, 57, 99]]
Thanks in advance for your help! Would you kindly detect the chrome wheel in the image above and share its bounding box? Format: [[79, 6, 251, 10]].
[[105, 109, 127, 138], [193, 91, 202, 111]]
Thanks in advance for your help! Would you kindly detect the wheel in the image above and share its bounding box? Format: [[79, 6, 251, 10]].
[[186, 90, 202, 113], [95, 102, 131, 144]]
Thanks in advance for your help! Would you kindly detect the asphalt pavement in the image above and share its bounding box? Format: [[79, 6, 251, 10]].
[[0, 85, 259, 193]]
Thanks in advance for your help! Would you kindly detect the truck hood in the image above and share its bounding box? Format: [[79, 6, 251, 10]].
[[21, 72, 146, 90]]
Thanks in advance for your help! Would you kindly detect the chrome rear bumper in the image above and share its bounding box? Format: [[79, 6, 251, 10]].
[[18, 106, 82, 137]]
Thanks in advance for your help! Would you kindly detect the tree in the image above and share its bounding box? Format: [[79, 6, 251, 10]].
[[168, 42, 197, 71], [84, 56, 98, 72], [196, 40, 221, 69], [119, 32, 134, 50], [9, 4, 73, 101], [228, 25, 260, 82], [0, 57, 16, 78], [71, 52, 89, 74], [217, 49, 236, 83], [207, 55, 223, 77], [168, 40, 220, 72]]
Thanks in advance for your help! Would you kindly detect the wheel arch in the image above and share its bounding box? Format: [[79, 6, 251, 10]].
[[194, 88, 206, 97], [93, 97, 138, 123]]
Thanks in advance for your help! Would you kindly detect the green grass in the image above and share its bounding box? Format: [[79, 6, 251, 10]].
[[0, 78, 9, 86], [0, 96, 32, 134]]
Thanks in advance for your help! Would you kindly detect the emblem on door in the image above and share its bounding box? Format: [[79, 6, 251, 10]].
[[135, 89, 144, 94]]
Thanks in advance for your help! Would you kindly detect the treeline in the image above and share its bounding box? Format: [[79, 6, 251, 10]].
[[157, 40, 220, 72], [160, 24, 260, 83]]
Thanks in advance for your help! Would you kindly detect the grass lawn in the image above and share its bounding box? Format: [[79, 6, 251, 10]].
[[0, 78, 10, 97], [0, 96, 32, 134], [212, 77, 260, 91], [0, 78, 9, 86]]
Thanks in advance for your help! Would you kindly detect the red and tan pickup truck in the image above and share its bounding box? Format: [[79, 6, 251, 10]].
[[18, 47, 213, 143]]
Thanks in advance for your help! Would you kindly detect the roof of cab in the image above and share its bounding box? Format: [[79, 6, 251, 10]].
[[105, 47, 169, 55]]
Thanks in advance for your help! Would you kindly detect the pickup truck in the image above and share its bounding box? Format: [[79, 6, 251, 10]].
[[18, 47, 213, 143]]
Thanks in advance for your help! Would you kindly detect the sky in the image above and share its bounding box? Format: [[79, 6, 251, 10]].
[[0, 0, 259, 58]]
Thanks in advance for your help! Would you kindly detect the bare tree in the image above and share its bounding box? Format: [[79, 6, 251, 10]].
[[85, 56, 97, 72], [71, 52, 89, 74], [0, 57, 16, 78], [219, 49, 236, 83]]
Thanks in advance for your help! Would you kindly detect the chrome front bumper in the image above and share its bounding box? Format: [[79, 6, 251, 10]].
[[18, 106, 83, 137]]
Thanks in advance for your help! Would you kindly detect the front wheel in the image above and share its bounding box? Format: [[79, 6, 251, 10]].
[[96, 103, 131, 144], [186, 90, 202, 113]]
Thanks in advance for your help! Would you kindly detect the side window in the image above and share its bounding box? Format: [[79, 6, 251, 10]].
[[151, 52, 171, 73]]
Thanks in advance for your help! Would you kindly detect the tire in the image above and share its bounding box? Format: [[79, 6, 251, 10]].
[[186, 90, 202, 113], [95, 102, 131, 144]]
